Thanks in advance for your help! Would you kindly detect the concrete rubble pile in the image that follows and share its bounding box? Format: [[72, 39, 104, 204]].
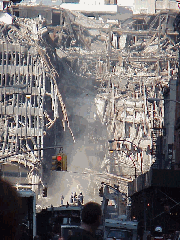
[[0, 6, 179, 200], [55, 10, 179, 192]]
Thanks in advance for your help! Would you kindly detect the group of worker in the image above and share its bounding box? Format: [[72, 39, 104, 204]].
[[70, 192, 84, 205], [60, 192, 84, 206]]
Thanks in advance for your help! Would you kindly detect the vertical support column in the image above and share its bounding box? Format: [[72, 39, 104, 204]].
[[60, 10, 63, 26], [5, 44, 8, 87], [158, 15, 161, 53]]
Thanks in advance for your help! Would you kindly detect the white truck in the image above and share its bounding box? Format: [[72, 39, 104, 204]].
[[105, 218, 138, 240], [100, 183, 138, 240]]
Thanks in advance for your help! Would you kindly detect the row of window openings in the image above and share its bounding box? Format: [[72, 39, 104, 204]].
[[1, 141, 43, 157], [125, 122, 148, 138], [1, 94, 40, 107], [0, 74, 43, 87], [19, 115, 43, 128], [6, 116, 43, 128], [1, 130, 42, 145], [20, 137, 42, 147], [0, 53, 36, 66]]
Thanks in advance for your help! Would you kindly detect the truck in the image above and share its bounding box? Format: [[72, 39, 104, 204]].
[[105, 218, 138, 240], [36, 205, 81, 239], [100, 183, 138, 240]]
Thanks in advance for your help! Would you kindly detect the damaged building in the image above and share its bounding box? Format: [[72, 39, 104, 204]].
[[0, 14, 75, 194], [95, 11, 179, 177], [0, 1, 179, 212]]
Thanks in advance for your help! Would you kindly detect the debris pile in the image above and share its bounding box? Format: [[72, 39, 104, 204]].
[[54, 10, 179, 182], [0, 6, 179, 198]]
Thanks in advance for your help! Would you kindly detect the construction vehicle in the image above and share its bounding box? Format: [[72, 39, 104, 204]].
[[100, 183, 138, 240]]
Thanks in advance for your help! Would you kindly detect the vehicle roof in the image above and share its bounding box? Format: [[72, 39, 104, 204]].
[[46, 206, 81, 211], [105, 220, 138, 230], [17, 190, 36, 197], [108, 229, 131, 232], [61, 225, 80, 228]]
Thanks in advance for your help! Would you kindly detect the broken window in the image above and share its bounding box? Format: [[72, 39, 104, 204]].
[[26, 95, 31, 106], [6, 74, 10, 86], [20, 53, 27, 66], [39, 75, 43, 88], [0, 53, 2, 65], [15, 74, 19, 84], [8, 117, 15, 128], [39, 96, 43, 108], [10, 75, 13, 86], [11, 75, 14, 85], [31, 95, 34, 106], [12, 52, 15, 65], [20, 54, 23, 66], [23, 75, 26, 84], [35, 96, 38, 107], [35, 116, 37, 128], [32, 75, 36, 87], [117, 141, 121, 149], [20, 75, 22, 84], [16, 53, 19, 65], [31, 116, 35, 128], [3, 53, 6, 65], [21, 138, 26, 148], [45, 75, 51, 92], [22, 116, 25, 124], [18, 115, 21, 128], [19, 94, 26, 107], [28, 75, 31, 87], [24, 54, 27, 66], [8, 53, 11, 65], [33, 57, 36, 67], [27, 116, 29, 128], [136, 124, 140, 137], [2, 74, 5, 86], [13, 94, 17, 107], [31, 95, 38, 107], [125, 122, 132, 138], [39, 117, 43, 129], [6, 94, 13, 106], [28, 54, 31, 65], [20, 75, 26, 84]]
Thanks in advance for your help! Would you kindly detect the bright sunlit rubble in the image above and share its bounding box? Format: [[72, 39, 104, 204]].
[[0, 5, 179, 203]]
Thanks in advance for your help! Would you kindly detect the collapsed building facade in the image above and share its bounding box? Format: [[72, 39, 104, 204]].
[[97, 11, 179, 175], [0, 3, 180, 216], [0, 14, 75, 193]]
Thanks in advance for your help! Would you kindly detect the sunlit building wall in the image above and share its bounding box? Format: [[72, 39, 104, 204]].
[[133, 0, 178, 13]]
